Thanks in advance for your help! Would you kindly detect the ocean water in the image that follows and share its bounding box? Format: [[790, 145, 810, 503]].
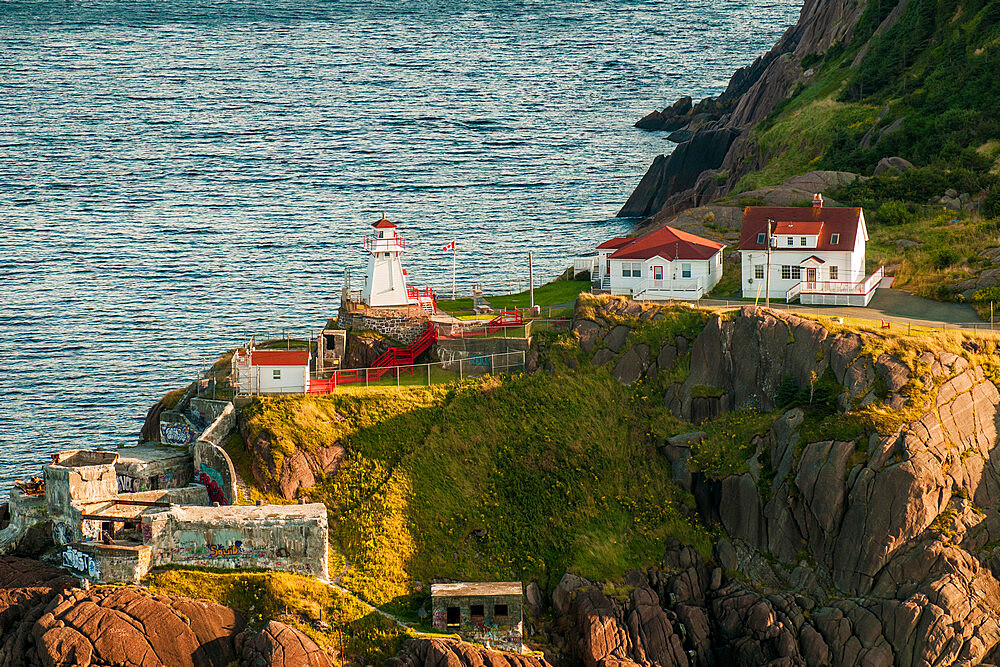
[[0, 0, 800, 492]]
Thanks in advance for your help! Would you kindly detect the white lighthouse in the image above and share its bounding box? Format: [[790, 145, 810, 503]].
[[362, 216, 411, 307]]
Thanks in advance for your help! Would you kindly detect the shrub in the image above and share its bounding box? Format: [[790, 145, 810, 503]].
[[874, 200, 918, 226], [984, 189, 1000, 219], [932, 248, 959, 269]]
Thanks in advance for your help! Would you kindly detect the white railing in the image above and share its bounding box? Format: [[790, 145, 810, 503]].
[[573, 256, 597, 275], [632, 276, 705, 300], [791, 267, 885, 298]]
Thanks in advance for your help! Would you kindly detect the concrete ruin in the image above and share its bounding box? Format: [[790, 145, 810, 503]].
[[431, 582, 524, 652], [0, 448, 329, 585]]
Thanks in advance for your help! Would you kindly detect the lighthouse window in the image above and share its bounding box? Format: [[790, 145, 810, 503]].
[[378, 231, 384, 238], [384, 252, 390, 257]]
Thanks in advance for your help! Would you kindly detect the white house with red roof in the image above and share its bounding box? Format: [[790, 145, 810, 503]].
[[595, 225, 725, 300], [739, 194, 883, 305], [231, 348, 310, 395]]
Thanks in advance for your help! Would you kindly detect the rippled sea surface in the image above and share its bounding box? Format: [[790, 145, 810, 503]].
[[0, 0, 799, 491]]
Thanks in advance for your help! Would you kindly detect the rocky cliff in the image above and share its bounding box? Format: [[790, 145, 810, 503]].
[[561, 297, 1000, 665], [620, 0, 891, 219]]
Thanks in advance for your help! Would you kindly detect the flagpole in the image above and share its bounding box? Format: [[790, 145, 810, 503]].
[[451, 245, 456, 300]]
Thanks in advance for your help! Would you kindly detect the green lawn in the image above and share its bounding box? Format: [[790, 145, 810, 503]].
[[436, 280, 591, 316]]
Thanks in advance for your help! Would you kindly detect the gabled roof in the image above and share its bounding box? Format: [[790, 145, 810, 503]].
[[597, 237, 631, 250], [801, 255, 826, 264], [246, 349, 310, 366], [605, 225, 724, 261], [373, 218, 397, 229], [740, 206, 864, 252]]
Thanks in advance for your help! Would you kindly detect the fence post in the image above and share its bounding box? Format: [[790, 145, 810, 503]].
[[427, 363, 431, 386], [366, 368, 369, 389], [397, 366, 400, 389], [460, 358, 464, 381]]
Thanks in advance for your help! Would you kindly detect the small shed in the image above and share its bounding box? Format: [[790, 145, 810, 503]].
[[232, 349, 310, 395], [431, 581, 523, 651]]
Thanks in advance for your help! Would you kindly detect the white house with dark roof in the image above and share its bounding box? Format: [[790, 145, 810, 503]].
[[595, 225, 725, 300], [739, 194, 882, 305]]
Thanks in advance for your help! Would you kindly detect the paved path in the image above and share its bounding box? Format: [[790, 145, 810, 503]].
[[700, 289, 992, 332]]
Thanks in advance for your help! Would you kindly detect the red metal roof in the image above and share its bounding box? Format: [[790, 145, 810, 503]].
[[608, 225, 724, 261], [597, 237, 632, 250], [773, 221, 824, 235], [740, 206, 864, 252], [373, 218, 397, 229], [248, 349, 310, 366]]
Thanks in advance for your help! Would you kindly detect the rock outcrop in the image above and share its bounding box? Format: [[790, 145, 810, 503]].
[[621, 0, 873, 220], [239, 415, 345, 501], [389, 637, 551, 667], [563, 297, 1000, 665], [237, 620, 333, 667], [0, 558, 335, 666]]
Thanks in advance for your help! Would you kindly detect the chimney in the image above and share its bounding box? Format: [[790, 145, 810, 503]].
[[813, 193, 824, 208]]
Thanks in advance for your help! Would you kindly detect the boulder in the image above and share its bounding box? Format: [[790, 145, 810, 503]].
[[612, 344, 649, 385], [237, 620, 333, 667], [604, 326, 631, 353], [873, 157, 914, 176]]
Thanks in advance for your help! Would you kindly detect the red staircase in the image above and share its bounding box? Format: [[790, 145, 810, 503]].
[[309, 323, 438, 392]]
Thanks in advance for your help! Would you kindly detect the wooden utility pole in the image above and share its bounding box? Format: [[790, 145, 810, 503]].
[[765, 219, 774, 309], [528, 251, 534, 309]]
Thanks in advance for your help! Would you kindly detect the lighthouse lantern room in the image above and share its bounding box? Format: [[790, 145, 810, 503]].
[[362, 217, 411, 307]]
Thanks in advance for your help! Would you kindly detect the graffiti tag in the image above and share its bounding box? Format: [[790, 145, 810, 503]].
[[160, 423, 196, 445], [63, 546, 101, 580], [196, 468, 229, 505]]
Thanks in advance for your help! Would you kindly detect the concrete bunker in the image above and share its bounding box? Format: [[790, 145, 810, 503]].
[[431, 582, 524, 652]]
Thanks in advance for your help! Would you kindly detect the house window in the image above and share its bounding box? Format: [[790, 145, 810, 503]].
[[708, 260, 712, 275], [378, 231, 384, 238], [384, 252, 390, 257], [621, 262, 642, 278], [272, 369, 281, 380], [791, 266, 801, 280], [756, 232, 766, 244], [781, 265, 791, 280], [446, 607, 461, 627], [831, 233, 840, 245], [493, 604, 509, 618], [681, 263, 691, 278], [754, 265, 764, 279], [800, 236, 807, 246], [786, 237, 793, 246], [830, 266, 839, 280], [470, 605, 484, 618]]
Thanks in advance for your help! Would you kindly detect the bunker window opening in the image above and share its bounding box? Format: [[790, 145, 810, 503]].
[[471, 604, 484, 617], [494, 604, 509, 618], [446, 607, 461, 626]]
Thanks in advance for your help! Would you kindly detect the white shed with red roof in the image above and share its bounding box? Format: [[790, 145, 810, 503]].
[[595, 225, 725, 300], [231, 349, 311, 395], [738, 193, 881, 305]]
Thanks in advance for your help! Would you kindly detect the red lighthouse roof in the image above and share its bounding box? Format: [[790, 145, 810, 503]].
[[373, 217, 397, 229]]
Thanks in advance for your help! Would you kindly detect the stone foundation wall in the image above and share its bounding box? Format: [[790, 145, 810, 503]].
[[338, 306, 428, 345]]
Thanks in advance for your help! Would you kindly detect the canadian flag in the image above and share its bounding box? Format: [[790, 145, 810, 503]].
[[442, 240, 456, 251]]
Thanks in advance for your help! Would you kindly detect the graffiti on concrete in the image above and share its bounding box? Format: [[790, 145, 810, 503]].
[[53, 522, 74, 545], [433, 608, 446, 630], [470, 354, 490, 367], [196, 466, 229, 505], [63, 546, 101, 580], [160, 422, 197, 445], [471, 621, 522, 651], [117, 474, 147, 493], [141, 522, 152, 543]]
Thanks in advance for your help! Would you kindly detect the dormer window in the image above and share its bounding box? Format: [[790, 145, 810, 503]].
[[757, 232, 766, 244], [831, 233, 840, 245]]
